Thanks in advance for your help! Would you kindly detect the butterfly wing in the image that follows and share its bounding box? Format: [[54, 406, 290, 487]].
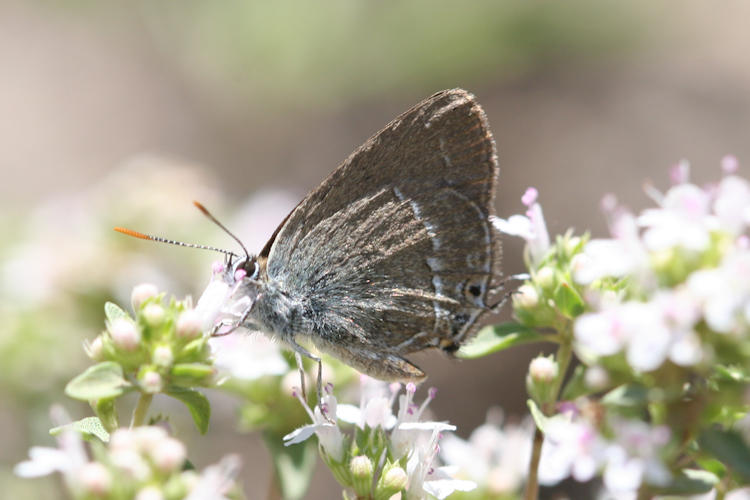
[[258, 88, 500, 380]]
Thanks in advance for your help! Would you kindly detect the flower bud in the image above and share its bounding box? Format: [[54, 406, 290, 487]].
[[84, 335, 105, 361], [143, 304, 165, 328], [526, 355, 559, 405], [141, 370, 163, 393], [153, 345, 173, 368], [535, 266, 555, 290], [132, 283, 159, 311], [350, 455, 374, 496], [377, 465, 408, 499], [77, 462, 111, 496], [176, 309, 202, 339], [150, 437, 186, 473], [110, 318, 140, 351], [514, 284, 539, 309]]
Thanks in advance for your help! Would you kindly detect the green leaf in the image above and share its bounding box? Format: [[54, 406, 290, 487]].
[[651, 469, 719, 495], [263, 431, 318, 500], [457, 322, 546, 359], [65, 362, 134, 400], [50, 417, 110, 443], [105, 302, 130, 323], [94, 397, 119, 432], [166, 386, 211, 434], [602, 384, 648, 408], [527, 399, 550, 433], [553, 281, 584, 319], [698, 428, 750, 482]]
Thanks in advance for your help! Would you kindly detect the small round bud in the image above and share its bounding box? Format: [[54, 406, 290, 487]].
[[514, 284, 539, 309], [152, 345, 173, 367], [176, 309, 202, 339], [132, 283, 159, 311], [110, 319, 140, 351], [77, 462, 111, 496], [382, 466, 408, 490], [143, 304, 165, 328], [529, 356, 558, 383], [84, 335, 105, 361], [150, 437, 186, 473], [141, 370, 163, 393], [350, 455, 373, 478], [526, 355, 559, 405], [584, 365, 610, 390], [135, 486, 164, 500], [535, 266, 555, 290]]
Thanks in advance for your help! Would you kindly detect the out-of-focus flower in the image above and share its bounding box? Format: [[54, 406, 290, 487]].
[[209, 333, 288, 381], [440, 407, 533, 496], [17, 416, 243, 500], [493, 187, 551, 268], [539, 406, 671, 497]]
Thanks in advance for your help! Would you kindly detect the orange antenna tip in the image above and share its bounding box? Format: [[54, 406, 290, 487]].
[[193, 201, 209, 215], [113, 227, 153, 241]]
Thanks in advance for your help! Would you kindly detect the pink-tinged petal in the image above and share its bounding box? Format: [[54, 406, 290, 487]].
[[282, 424, 318, 446], [491, 214, 533, 238]]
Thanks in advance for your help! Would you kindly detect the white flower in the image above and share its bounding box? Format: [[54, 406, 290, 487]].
[[14, 406, 89, 493], [639, 183, 713, 252], [406, 429, 476, 500], [602, 420, 671, 494], [492, 187, 550, 267], [687, 249, 750, 334], [283, 383, 346, 462], [440, 408, 533, 495], [575, 288, 703, 372], [714, 175, 750, 235], [539, 411, 607, 485], [209, 332, 288, 380], [185, 454, 242, 500]]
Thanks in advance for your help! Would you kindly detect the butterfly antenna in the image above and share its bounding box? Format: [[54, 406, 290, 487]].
[[113, 227, 239, 259], [192, 201, 251, 261]]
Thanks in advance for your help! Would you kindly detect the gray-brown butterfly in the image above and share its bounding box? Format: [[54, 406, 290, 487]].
[[119, 88, 501, 389]]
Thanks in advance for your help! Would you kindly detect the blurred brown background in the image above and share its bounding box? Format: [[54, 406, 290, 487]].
[[2, 1, 750, 498]]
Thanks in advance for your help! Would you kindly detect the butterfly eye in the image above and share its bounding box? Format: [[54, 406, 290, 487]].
[[240, 258, 259, 280]]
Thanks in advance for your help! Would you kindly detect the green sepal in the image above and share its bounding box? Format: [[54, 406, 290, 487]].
[[50, 416, 110, 443], [65, 361, 134, 401], [698, 428, 750, 483], [165, 386, 211, 434], [553, 281, 585, 319], [94, 397, 119, 432], [457, 322, 546, 359], [263, 430, 318, 500]]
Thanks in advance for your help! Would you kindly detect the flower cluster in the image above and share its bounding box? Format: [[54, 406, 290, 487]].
[[284, 377, 475, 500], [15, 409, 241, 500], [489, 158, 750, 498], [439, 408, 534, 499]]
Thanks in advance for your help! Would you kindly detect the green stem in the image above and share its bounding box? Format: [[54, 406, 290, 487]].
[[524, 427, 544, 500], [524, 323, 575, 500], [130, 392, 153, 428]]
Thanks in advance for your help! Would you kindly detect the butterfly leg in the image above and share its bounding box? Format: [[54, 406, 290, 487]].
[[287, 338, 327, 419]]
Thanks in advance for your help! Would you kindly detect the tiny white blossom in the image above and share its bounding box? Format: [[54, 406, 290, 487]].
[[492, 187, 550, 267]]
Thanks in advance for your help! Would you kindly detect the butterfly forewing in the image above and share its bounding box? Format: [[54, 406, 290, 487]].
[[258, 88, 500, 380]]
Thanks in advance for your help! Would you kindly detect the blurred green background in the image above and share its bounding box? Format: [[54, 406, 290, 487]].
[[2, 1, 750, 498]]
